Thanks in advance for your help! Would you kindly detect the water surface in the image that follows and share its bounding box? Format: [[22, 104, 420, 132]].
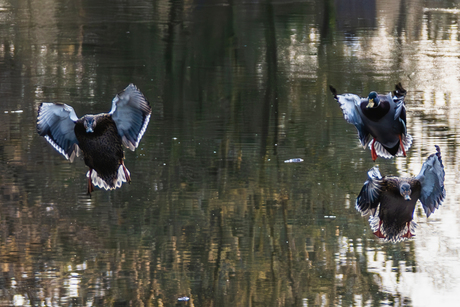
[[1, 0, 460, 306]]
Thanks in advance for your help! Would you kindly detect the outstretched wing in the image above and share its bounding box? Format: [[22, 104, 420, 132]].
[[393, 83, 407, 126], [109, 84, 152, 151], [415, 145, 446, 217], [356, 166, 383, 216], [392, 82, 407, 100], [329, 86, 371, 147], [37, 103, 80, 161]]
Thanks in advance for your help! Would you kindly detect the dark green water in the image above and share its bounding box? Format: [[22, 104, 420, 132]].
[[1, 0, 460, 306]]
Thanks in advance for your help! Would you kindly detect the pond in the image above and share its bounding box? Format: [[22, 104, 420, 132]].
[[0, 0, 459, 306]]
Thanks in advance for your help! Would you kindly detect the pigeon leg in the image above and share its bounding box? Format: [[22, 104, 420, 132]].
[[122, 161, 131, 184], [371, 138, 378, 161], [402, 222, 414, 238], [399, 134, 407, 157], [373, 220, 385, 238], [87, 169, 94, 196]]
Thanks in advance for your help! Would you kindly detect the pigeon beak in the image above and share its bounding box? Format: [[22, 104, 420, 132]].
[[404, 195, 411, 201], [367, 99, 374, 108], [86, 127, 94, 133]]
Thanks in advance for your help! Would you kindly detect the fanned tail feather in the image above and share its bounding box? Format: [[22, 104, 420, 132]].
[[369, 213, 417, 243], [368, 140, 393, 159], [368, 134, 413, 159], [396, 134, 413, 156], [86, 165, 131, 190], [369, 212, 381, 233]]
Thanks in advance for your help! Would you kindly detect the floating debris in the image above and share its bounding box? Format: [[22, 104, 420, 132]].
[[4, 110, 23, 114], [284, 158, 304, 163], [177, 296, 190, 301]]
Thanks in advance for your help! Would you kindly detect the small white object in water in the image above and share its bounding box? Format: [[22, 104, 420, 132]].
[[13, 294, 24, 306], [177, 296, 190, 301], [284, 158, 304, 163]]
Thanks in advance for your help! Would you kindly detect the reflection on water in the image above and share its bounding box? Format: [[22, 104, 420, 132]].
[[1, 0, 460, 306]]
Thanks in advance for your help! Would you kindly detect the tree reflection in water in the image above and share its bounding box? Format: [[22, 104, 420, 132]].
[[0, 0, 458, 306]]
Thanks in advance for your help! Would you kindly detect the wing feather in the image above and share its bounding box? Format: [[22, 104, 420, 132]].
[[330, 86, 371, 147], [356, 166, 383, 216], [415, 145, 446, 217], [393, 83, 407, 123], [37, 103, 80, 161], [109, 84, 152, 151]]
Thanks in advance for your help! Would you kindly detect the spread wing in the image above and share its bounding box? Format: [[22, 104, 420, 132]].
[[392, 82, 407, 101], [37, 103, 80, 162], [109, 84, 152, 151], [394, 97, 407, 122], [356, 166, 383, 216], [329, 86, 371, 147], [415, 145, 446, 217], [393, 83, 407, 130]]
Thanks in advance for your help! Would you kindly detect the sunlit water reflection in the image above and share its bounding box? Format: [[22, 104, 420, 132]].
[[1, 0, 460, 306]]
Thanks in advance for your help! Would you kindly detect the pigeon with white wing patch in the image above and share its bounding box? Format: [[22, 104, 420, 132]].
[[356, 146, 445, 242], [37, 84, 151, 195]]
